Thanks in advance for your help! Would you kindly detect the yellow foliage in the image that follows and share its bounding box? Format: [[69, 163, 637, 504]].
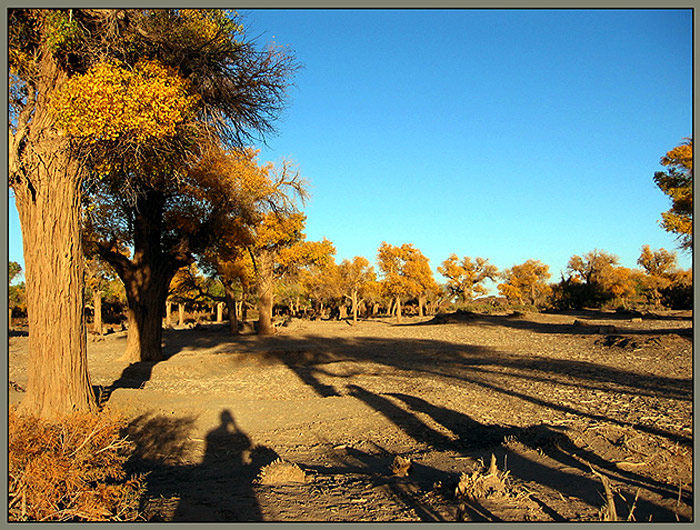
[[50, 59, 199, 144], [497, 259, 551, 306], [438, 254, 498, 302]]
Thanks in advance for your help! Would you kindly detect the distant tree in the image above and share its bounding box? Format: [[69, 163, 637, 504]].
[[338, 256, 376, 322], [554, 249, 638, 309], [659, 269, 693, 309], [636, 245, 678, 306], [9, 262, 22, 284], [497, 259, 551, 307], [377, 242, 436, 323], [438, 254, 498, 304], [654, 138, 692, 251], [8, 262, 25, 329]]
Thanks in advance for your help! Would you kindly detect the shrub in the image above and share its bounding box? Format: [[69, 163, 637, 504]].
[[8, 406, 146, 522]]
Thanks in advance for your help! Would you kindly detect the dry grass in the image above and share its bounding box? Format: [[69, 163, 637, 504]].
[[8, 406, 146, 521]]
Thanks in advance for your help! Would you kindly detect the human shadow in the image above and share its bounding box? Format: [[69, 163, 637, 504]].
[[125, 409, 276, 521]]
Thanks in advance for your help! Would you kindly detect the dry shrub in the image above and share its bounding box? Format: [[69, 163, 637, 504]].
[[255, 458, 308, 485], [455, 454, 510, 500], [8, 406, 146, 521]]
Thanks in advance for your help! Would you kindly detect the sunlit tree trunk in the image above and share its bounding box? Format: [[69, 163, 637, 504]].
[[12, 104, 96, 417], [395, 295, 402, 323], [93, 290, 103, 334], [165, 301, 172, 328], [178, 303, 185, 327], [256, 253, 274, 335]]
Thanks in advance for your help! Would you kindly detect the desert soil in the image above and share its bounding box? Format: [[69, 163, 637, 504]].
[[8, 309, 693, 522]]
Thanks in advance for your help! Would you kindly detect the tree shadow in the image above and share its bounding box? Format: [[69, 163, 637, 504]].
[[411, 310, 692, 340], [347, 385, 686, 521], [125, 408, 277, 521]]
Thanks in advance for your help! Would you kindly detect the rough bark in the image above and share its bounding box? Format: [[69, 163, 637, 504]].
[[93, 290, 103, 334], [10, 49, 96, 418]]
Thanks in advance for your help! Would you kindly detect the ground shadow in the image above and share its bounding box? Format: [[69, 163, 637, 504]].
[[348, 385, 687, 521], [412, 310, 692, 340]]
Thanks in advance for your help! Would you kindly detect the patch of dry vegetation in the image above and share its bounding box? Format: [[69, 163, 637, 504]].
[[8, 406, 146, 521]]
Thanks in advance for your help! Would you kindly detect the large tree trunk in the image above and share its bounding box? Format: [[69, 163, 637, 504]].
[[256, 253, 274, 335], [121, 266, 173, 362], [13, 133, 96, 418], [395, 295, 402, 323], [100, 189, 184, 363], [10, 48, 96, 418]]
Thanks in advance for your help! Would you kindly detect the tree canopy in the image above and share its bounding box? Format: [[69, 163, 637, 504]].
[[654, 138, 693, 251]]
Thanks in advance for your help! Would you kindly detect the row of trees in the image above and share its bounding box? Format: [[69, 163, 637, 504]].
[[43, 241, 686, 338]]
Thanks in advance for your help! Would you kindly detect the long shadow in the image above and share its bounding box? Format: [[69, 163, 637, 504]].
[[125, 408, 275, 521], [349, 386, 685, 521], [390, 392, 692, 507], [165, 329, 691, 443]]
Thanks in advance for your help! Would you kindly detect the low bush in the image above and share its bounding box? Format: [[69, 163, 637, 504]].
[[8, 406, 146, 522]]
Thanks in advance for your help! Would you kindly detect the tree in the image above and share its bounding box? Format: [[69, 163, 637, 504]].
[[557, 249, 633, 309], [338, 257, 376, 322], [438, 254, 498, 304], [9, 9, 127, 417], [76, 14, 298, 362], [9, 9, 298, 416], [636, 245, 678, 306], [377, 243, 436, 323], [654, 138, 692, 251], [497, 259, 551, 307]]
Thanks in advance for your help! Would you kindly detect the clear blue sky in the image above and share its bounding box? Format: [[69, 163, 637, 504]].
[[8, 8, 693, 289]]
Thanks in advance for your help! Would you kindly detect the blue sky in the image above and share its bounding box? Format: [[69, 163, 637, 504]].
[[8, 9, 693, 290]]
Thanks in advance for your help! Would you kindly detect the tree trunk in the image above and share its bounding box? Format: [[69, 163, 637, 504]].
[[178, 303, 185, 327], [98, 189, 186, 363], [93, 290, 103, 334], [256, 253, 274, 335], [352, 290, 358, 322], [121, 268, 172, 363], [224, 285, 239, 335], [339, 304, 348, 320], [418, 294, 425, 317], [165, 301, 172, 328], [13, 126, 96, 418], [395, 295, 402, 323]]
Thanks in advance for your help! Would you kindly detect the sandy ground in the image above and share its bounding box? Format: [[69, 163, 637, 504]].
[[8, 309, 693, 522]]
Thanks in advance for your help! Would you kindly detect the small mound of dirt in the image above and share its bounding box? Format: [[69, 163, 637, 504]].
[[597, 335, 672, 350]]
